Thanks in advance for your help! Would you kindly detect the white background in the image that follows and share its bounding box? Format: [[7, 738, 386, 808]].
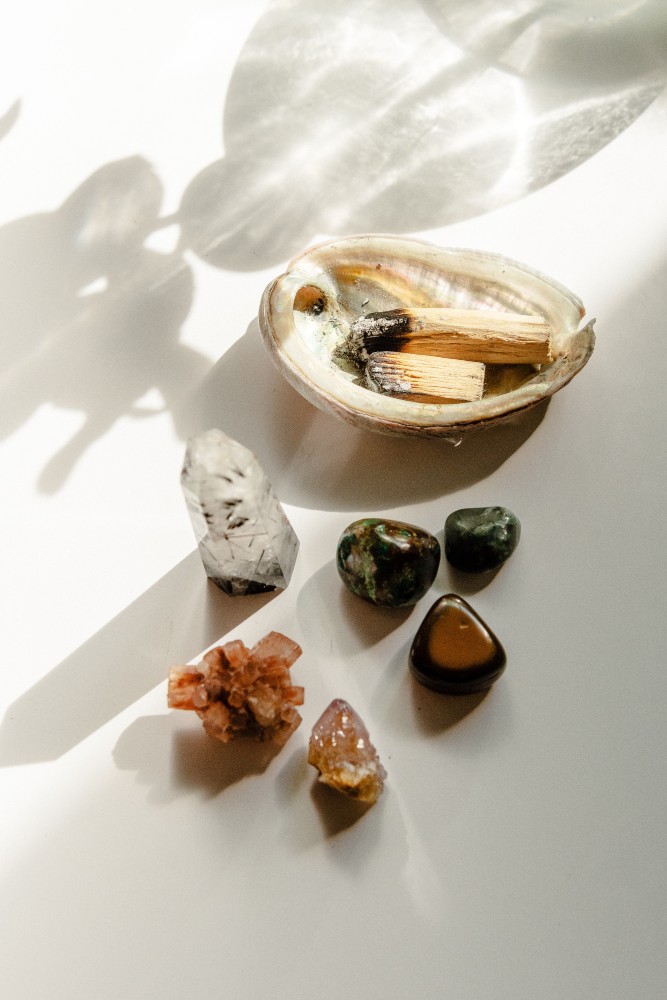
[[1, 3, 666, 998]]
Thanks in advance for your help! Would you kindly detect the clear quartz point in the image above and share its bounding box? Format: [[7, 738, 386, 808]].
[[181, 428, 299, 595], [308, 698, 386, 804]]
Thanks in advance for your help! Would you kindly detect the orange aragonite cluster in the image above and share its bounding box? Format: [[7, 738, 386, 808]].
[[168, 631, 303, 745]]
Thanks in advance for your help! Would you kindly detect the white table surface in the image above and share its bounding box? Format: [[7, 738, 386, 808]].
[[2, 3, 666, 998]]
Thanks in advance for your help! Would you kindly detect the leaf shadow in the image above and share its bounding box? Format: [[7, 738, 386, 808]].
[[177, 0, 667, 272]]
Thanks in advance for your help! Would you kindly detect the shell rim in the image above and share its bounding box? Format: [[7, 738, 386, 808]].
[[259, 234, 595, 436]]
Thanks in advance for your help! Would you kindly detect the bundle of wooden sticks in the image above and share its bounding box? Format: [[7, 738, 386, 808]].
[[348, 307, 552, 403]]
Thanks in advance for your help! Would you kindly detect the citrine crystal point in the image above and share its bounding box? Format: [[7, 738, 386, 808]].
[[336, 517, 440, 607], [410, 594, 506, 695], [168, 630, 304, 745], [445, 506, 520, 573], [308, 698, 386, 804], [181, 428, 299, 595]]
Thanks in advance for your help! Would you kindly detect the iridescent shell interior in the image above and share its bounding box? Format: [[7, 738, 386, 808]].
[[259, 234, 595, 437]]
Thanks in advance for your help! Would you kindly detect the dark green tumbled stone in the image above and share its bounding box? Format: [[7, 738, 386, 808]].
[[336, 518, 440, 607], [445, 506, 520, 573], [410, 593, 506, 694]]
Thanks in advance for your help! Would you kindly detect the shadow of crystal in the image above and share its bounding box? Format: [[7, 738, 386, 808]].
[[0, 552, 277, 766], [308, 782, 401, 877], [310, 780, 374, 836], [113, 712, 285, 803], [172, 728, 284, 795]]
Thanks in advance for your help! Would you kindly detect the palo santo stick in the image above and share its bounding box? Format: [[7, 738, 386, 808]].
[[350, 307, 552, 365], [366, 351, 485, 403]]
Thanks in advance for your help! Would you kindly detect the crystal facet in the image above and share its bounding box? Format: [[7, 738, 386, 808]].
[[445, 506, 520, 573], [308, 698, 386, 804], [181, 429, 299, 595], [410, 594, 506, 694], [168, 631, 304, 745], [336, 518, 440, 607]]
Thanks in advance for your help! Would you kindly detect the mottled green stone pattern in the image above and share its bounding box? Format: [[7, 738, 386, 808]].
[[336, 518, 440, 607], [444, 506, 520, 573]]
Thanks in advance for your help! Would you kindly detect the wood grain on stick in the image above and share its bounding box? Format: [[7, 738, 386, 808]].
[[350, 307, 552, 364], [366, 351, 485, 403]]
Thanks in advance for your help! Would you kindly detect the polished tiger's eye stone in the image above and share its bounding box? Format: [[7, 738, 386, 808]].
[[444, 506, 520, 573], [410, 594, 506, 694], [336, 518, 440, 607]]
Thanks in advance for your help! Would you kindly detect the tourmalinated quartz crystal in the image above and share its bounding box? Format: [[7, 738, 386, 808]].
[[336, 518, 440, 607], [168, 631, 304, 745], [308, 699, 386, 804], [410, 594, 506, 695], [181, 428, 299, 595], [445, 506, 520, 573]]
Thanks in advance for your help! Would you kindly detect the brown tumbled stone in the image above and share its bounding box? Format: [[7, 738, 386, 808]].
[[410, 594, 506, 694]]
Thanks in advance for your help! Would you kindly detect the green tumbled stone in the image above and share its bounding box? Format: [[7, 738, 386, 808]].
[[445, 506, 520, 573], [336, 518, 440, 607]]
